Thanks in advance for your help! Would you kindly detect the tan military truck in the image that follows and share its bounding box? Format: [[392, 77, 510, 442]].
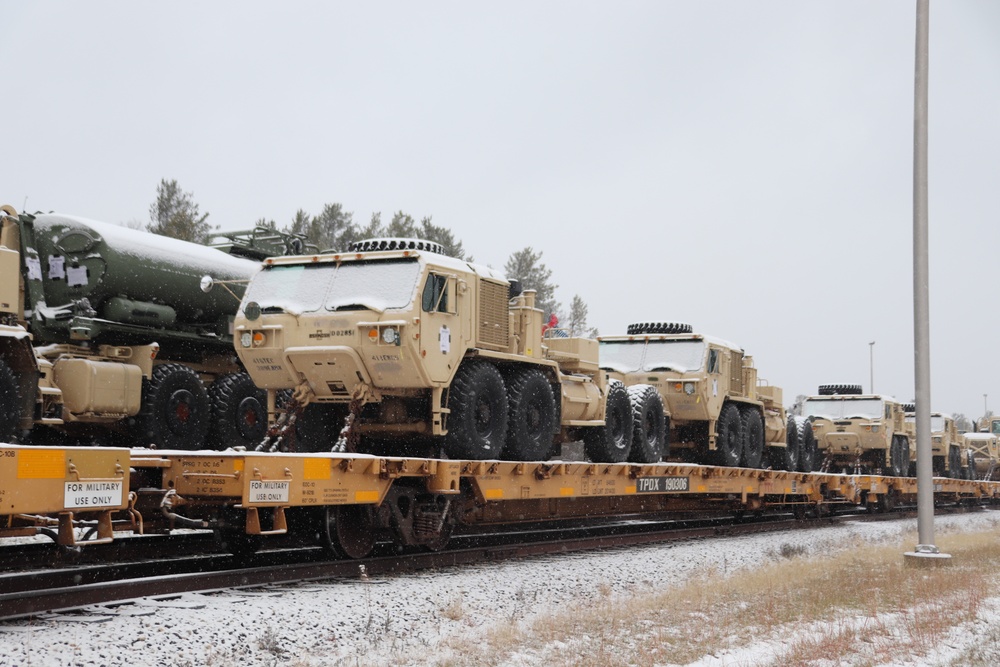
[[901, 405, 964, 477], [978, 415, 1000, 437], [801, 384, 911, 476], [597, 322, 811, 471], [229, 238, 651, 463], [961, 432, 998, 481]]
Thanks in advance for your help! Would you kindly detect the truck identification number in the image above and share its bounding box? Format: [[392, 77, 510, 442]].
[[635, 476, 690, 493], [64, 481, 124, 508], [249, 480, 290, 503]]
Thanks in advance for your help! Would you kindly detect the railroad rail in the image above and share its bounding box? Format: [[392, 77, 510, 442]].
[[0, 508, 924, 621]]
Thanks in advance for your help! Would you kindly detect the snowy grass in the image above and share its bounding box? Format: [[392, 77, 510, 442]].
[[422, 526, 1000, 667]]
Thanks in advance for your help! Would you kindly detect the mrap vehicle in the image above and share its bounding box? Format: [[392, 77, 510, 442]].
[[229, 238, 649, 463]]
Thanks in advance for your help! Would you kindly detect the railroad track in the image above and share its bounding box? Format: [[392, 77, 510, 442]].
[[0, 506, 942, 622]]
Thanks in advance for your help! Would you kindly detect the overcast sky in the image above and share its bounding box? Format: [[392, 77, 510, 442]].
[[3, 2, 999, 421]]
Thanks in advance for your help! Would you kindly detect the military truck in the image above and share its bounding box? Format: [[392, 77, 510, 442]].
[[978, 415, 1000, 437], [0, 205, 282, 449], [597, 322, 811, 471], [801, 384, 911, 476], [901, 406, 964, 477], [228, 238, 649, 463], [961, 432, 998, 481]]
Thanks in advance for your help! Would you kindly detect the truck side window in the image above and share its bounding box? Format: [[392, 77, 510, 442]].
[[885, 405, 891, 419], [422, 274, 448, 313], [707, 349, 719, 374]]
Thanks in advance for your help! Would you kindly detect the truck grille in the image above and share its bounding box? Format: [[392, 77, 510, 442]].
[[478, 280, 509, 349]]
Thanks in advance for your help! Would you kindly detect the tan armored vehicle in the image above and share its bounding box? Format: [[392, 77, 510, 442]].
[[978, 416, 1000, 437], [901, 406, 964, 477], [961, 432, 998, 481], [597, 322, 811, 471], [802, 384, 911, 476], [231, 238, 652, 463]]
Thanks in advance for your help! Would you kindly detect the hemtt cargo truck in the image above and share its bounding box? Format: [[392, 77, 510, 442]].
[[801, 384, 911, 476], [598, 322, 811, 472], [0, 205, 279, 449], [229, 238, 652, 463]]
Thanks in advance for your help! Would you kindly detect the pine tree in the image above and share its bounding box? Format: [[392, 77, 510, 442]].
[[147, 179, 213, 243], [566, 295, 598, 337]]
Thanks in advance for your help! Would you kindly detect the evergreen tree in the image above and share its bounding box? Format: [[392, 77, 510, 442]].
[[504, 247, 561, 320], [147, 179, 213, 243], [420, 217, 468, 260], [566, 295, 598, 337]]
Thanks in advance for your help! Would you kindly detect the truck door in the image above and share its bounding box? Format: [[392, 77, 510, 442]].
[[419, 271, 460, 383]]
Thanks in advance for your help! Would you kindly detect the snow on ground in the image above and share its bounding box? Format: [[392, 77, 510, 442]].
[[1, 511, 999, 667]]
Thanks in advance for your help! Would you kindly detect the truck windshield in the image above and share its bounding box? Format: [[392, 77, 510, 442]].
[[599, 339, 705, 373], [641, 340, 706, 372], [930, 415, 947, 433], [243, 258, 421, 314], [802, 398, 884, 420]]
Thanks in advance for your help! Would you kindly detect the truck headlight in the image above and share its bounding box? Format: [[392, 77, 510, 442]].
[[684, 382, 695, 395], [382, 327, 399, 345], [241, 332, 252, 348]]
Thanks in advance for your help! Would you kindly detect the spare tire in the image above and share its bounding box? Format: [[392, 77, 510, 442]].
[[626, 322, 693, 335], [817, 384, 863, 396]]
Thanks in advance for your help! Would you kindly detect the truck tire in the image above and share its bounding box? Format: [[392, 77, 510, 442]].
[[136, 363, 210, 450], [503, 368, 557, 461], [445, 362, 508, 460], [781, 415, 800, 472], [626, 384, 666, 463], [817, 384, 863, 396], [797, 416, 817, 473], [889, 435, 906, 477], [948, 445, 962, 478], [714, 403, 743, 467], [626, 322, 693, 335], [0, 360, 22, 443], [583, 380, 633, 463], [740, 407, 764, 468], [207, 373, 267, 449]]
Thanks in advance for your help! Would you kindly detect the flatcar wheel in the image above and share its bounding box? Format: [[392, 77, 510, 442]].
[[217, 529, 262, 558], [321, 505, 377, 559]]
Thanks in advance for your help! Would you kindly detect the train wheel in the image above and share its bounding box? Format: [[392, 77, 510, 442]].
[[0, 360, 22, 443], [445, 362, 508, 460], [137, 364, 209, 450], [207, 373, 266, 449], [583, 380, 633, 463], [740, 407, 764, 469], [216, 522, 262, 558], [627, 384, 666, 463], [503, 369, 557, 461], [714, 403, 743, 467], [321, 505, 377, 559], [797, 418, 817, 473]]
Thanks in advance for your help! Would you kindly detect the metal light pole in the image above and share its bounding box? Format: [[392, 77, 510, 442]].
[[905, 0, 949, 565], [869, 341, 875, 393], [984, 394, 988, 418]]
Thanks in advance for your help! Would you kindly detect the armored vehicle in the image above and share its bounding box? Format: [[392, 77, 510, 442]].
[[231, 238, 647, 462], [598, 322, 809, 471], [902, 407, 964, 477], [0, 206, 283, 449], [978, 415, 1000, 437], [801, 384, 910, 476]]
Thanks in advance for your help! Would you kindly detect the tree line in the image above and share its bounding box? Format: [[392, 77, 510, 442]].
[[142, 179, 598, 336]]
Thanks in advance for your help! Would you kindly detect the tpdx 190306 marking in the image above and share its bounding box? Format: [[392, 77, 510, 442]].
[[635, 476, 690, 493]]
